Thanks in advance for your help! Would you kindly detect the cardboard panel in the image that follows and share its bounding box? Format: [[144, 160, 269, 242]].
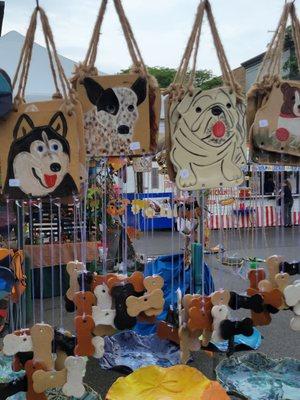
[[170, 86, 246, 189], [0, 99, 85, 200], [76, 73, 153, 157]]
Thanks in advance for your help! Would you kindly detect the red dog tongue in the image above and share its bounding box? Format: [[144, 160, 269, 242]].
[[44, 174, 57, 188], [212, 121, 226, 138]]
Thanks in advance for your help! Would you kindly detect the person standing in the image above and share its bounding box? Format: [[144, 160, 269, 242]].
[[278, 180, 294, 227]]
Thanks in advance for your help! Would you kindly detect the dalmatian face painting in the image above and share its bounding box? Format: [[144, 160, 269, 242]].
[[82, 77, 147, 157]]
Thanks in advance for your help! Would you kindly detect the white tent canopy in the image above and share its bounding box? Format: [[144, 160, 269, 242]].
[[0, 30, 77, 101]]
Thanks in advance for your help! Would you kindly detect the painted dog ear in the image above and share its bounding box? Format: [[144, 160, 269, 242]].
[[13, 114, 35, 140], [49, 111, 68, 137], [83, 77, 104, 106], [131, 77, 147, 106]]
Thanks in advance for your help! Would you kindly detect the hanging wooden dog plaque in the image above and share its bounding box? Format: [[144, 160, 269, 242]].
[[166, 0, 246, 189]]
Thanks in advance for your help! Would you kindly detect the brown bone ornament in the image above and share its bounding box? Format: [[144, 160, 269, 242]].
[[66, 261, 85, 301], [248, 269, 266, 291], [32, 369, 67, 394], [25, 360, 47, 400], [30, 324, 54, 371], [107, 271, 145, 293], [211, 290, 230, 306], [188, 296, 213, 332], [74, 315, 95, 357], [126, 288, 164, 317], [73, 291, 96, 316], [157, 321, 180, 344], [266, 255, 283, 287]]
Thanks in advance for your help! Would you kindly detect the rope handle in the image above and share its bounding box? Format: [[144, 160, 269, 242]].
[[80, 0, 146, 76], [13, 6, 75, 111], [256, 1, 300, 83], [168, 0, 241, 99]]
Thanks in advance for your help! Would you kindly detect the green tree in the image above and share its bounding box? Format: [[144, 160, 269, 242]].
[[120, 66, 222, 89], [283, 26, 300, 79]]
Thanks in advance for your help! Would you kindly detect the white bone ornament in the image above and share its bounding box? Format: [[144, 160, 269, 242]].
[[92, 306, 116, 327], [3, 332, 33, 356], [63, 356, 86, 399], [94, 284, 112, 309], [284, 283, 300, 307], [290, 315, 300, 331], [211, 304, 229, 343], [92, 336, 105, 359]]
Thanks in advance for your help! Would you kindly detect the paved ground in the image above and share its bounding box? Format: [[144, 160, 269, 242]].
[[30, 226, 300, 398]]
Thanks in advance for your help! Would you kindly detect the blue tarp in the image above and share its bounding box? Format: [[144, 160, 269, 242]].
[[134, 253, 215, 335]]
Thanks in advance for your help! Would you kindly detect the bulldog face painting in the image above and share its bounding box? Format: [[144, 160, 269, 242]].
[[4, 112, 78, 199], [170, 86, 246, 190]]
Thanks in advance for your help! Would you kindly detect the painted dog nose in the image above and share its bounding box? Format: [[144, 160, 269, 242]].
[[118, 125, 130, 135], [211, 106, 223, 116], [50, 163, 61, 172]]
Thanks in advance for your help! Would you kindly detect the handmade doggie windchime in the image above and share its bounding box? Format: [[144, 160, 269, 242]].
[[248, 1, 300, 165], [165, 0, 246, 190], [0, 7, 85, 200], [72, 0, 160, 158]]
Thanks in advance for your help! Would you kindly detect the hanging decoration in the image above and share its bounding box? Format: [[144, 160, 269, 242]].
[[0, 7, 86, 201], [248, 1, 300, 165], [72, 0, 161, 158], [165, 0, 246, 190]]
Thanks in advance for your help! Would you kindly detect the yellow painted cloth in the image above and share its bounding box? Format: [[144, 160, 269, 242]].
[[106, 365, 229, 400]]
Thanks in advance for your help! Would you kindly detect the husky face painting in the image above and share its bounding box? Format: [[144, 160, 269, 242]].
[[82, 77, 147, 156], [170, 86, 246, 189], [4, 112, 78, 198]]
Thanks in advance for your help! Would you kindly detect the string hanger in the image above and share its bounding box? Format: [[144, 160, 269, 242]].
[[36, 0, 40, 9]]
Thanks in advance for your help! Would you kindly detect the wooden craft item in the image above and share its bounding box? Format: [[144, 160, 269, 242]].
[[143, 275, 164, 293], [91, 336, 105, 359], [107, 271, 145, 293], [266, 255, 283, 287], [251, 81, 300, 160], [0, 105, 85, 200], [92, 273, 116, 292], [275, 273, 290, 292], [25, 360, 47, 400], [290, 315, 300, 331], [229, 292, 264, 313], [257, 280, 273, 293], [93, 324, 117, 337], [279, 261, 300, 276], [74, 315, 95, 357], [284, 282, 300, 307], [55, 350, 68, 372], [178, 326, 191, 365], [211, 305, 229, 343], [247, 287, 283, 326], [30, 324, 54, 371], [66, 261, 85, 301], [170, 87, 246, 189], [126, 289, 164, 317], [94, 283, 112, 309], [77, 74, 152, 157], [32, 369, 67, 394], [63, 356, 86, 399], [77, 271, 94, 292], [73, 291, 96, 316], [3, 330, 32, 356], [92, 307, 116, 327], [219, 318, 254, 341], [12, 351, 33, 372], [211, 290, 230, 306], [248, 269, 266, 290], [187, 296, 213, 332], [110, 283, 137, 330], [157, 321, 179, 344], [137, 312, 157, 324]]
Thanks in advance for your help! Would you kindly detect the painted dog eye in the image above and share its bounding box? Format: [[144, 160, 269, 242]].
[[51, 144, 59, 151], [226, 103, 232, 108], [37, 145, 44, 152], [196, 107, 202, 113], [128, 105, 134, 112], [106, 104, 116, 114]]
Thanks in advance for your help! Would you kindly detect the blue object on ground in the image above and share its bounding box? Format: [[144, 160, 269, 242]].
[[99, 331, 180, 372], [216, 352, 300, 400], [134, 253, 215, 335], [213, 327, 262, 352]]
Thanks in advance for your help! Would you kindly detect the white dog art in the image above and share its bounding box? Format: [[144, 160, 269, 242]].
[[170, 86, 246, 190]]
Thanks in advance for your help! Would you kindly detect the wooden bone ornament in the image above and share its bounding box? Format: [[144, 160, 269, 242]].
[[126, 276, 165, 317], [284, 281, 300, 331], [25, 360, 47, 400], [3, 329, 32, 356], [111, 282, 137, 330], [92, 283, 116, 327], [74, 314, 95, 357], [62, 356, 87, 399], [211, 305, 230, 343], [32, 369, 67, 394], [30, 324, 54, 371]]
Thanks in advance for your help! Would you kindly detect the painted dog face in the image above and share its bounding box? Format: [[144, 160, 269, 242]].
[[83, 77, 147, 137], [8, 112, 70, 196], [281, 83, 300, 117]]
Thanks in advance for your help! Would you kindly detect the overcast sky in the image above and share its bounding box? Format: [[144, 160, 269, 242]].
[[2, 0, 298, 75]]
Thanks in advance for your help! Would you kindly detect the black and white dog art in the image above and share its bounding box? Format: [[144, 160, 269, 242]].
[[4, 112, 78, 199], [82, 76, 147, 156]]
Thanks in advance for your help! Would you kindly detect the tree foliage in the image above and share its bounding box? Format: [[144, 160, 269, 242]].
[[120, 66, 222, 89], [283, 26, 300, 79]]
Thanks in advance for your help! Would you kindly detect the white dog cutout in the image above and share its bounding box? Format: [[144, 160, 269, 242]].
[[92, 307, 116, 327], [211, 304, 229, 343], [170, 86, 246, 190], [3, 332, 33, 356], [63, 356, 86, 399], [94, 284, 112, 309]]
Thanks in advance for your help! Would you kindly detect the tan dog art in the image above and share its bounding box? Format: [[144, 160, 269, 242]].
[[170, 86, 246, 189]]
